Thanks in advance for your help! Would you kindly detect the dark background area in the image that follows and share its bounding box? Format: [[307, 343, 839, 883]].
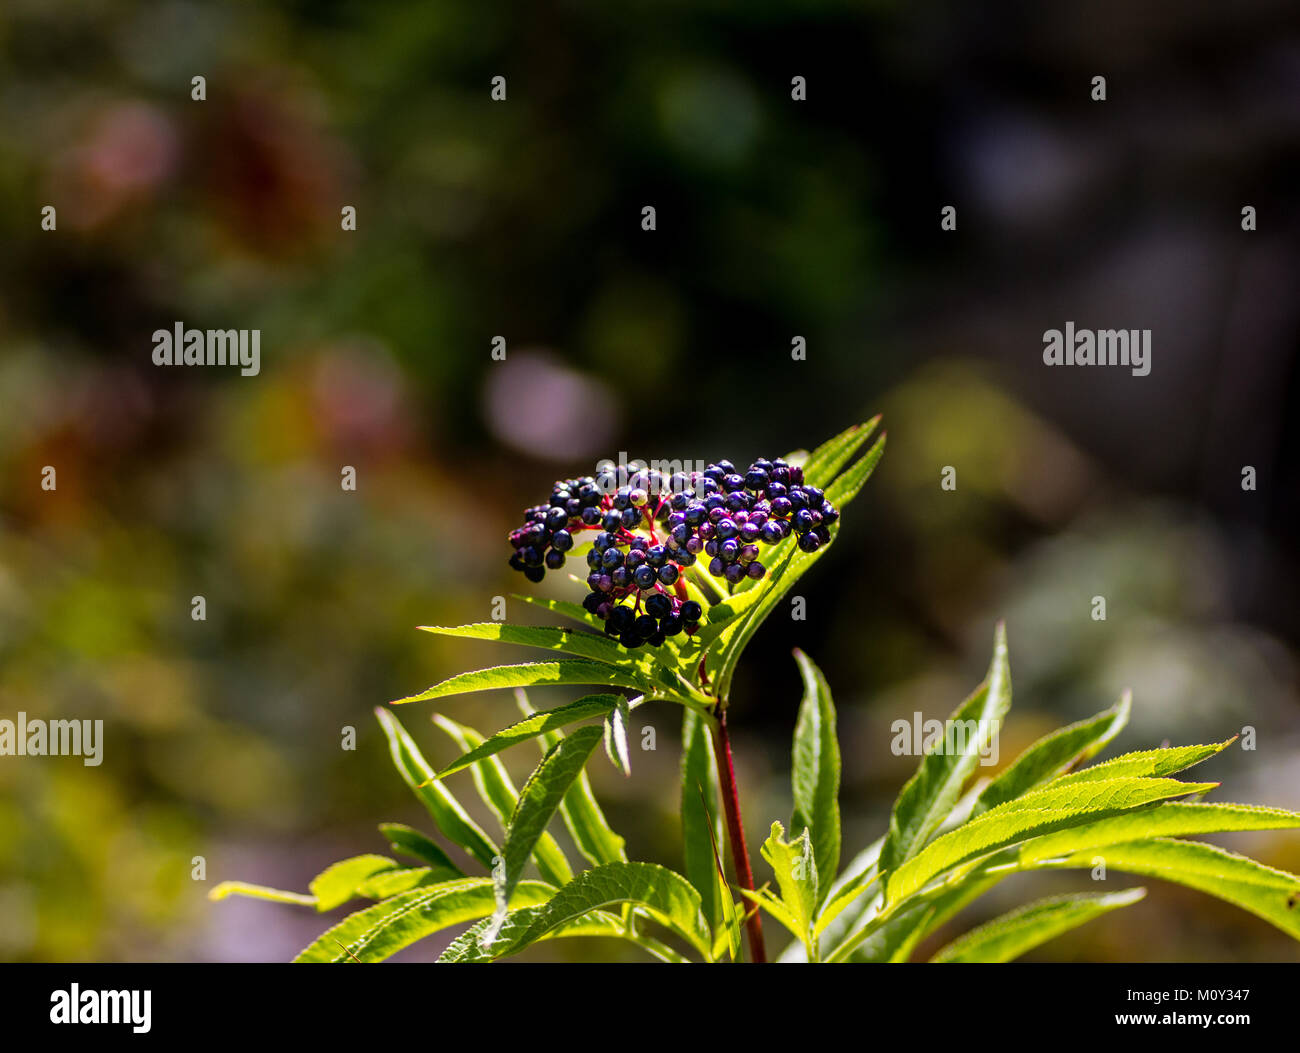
[[1, 0, 1298, 961]]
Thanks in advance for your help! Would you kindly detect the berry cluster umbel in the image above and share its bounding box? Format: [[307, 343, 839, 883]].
[[508, 458, 839, 649]]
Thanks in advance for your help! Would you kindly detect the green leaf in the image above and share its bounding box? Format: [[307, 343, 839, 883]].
[[741, 887, 802, 942], [1052, 741, 1233, 786], [878, 623, 1012, 876], [438, 862, 711, 962], [761, 821, 819, 958], [693, 580, 768, 640], [392, 660, 648, 705], [1016, 801, 1300, 868], [377, 823, 465, 876], [492, 725, 605, 928], [885, 776, 1219, 904], [374, 707, 498, 870], [603, 694, 632, 776], [519, 690, 627, 867], [706, 812, 744, 962], [790, 649, 840, 903], [930, 888, 1147, 963], [432, 715, 573, 888], [434, 695, 619, 777], [538, 910, 690, 963], [418, 623, 639, 670], [824, 431, 888, 508], [208, 882, 316, 907], [293, 878, 554, 963], [355, 867, 447, 899], [1035, 839, 1300, 941], [814, 871, 880, 939], [971, 693, 1130, 817], [309, 855, 400, 912], [681, 707, 723, 931], [800, 416, 882, 488]]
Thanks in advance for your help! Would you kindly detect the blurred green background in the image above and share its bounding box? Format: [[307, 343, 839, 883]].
[[1, 0, 1298, 961]]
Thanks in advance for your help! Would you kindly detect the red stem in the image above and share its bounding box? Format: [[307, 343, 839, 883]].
[[711, 707, 766, 963]]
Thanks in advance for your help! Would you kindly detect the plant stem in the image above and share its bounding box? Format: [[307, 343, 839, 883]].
[[711, 706, 766, 963]]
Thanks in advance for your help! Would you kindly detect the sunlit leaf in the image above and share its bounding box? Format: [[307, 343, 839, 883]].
[[374, 707, 498, 870], [208, 882, 316, 907], [293, 879, 553, 963], [760, 821, 819, 958], [603, 694, 632, 776], [377, 823, 465, 876], [1036, 839, 1300, 941], [439, 863, 711, 962], [392, 659, 649, 705], [681, 707, 723, 931], [309, 855, 400, 912], [930, 888, 1147, 963], [885, 776, 1218, 904], [790, 649, 840, 903]]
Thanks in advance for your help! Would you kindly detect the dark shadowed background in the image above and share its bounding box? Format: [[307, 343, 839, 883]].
[[1, 0, 1298, 961]]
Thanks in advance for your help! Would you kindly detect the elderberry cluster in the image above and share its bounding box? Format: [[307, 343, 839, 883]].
[[507, 457, 839, 650]]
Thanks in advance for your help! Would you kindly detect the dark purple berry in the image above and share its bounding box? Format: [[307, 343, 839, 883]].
[[645, 593, 672, 619]]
